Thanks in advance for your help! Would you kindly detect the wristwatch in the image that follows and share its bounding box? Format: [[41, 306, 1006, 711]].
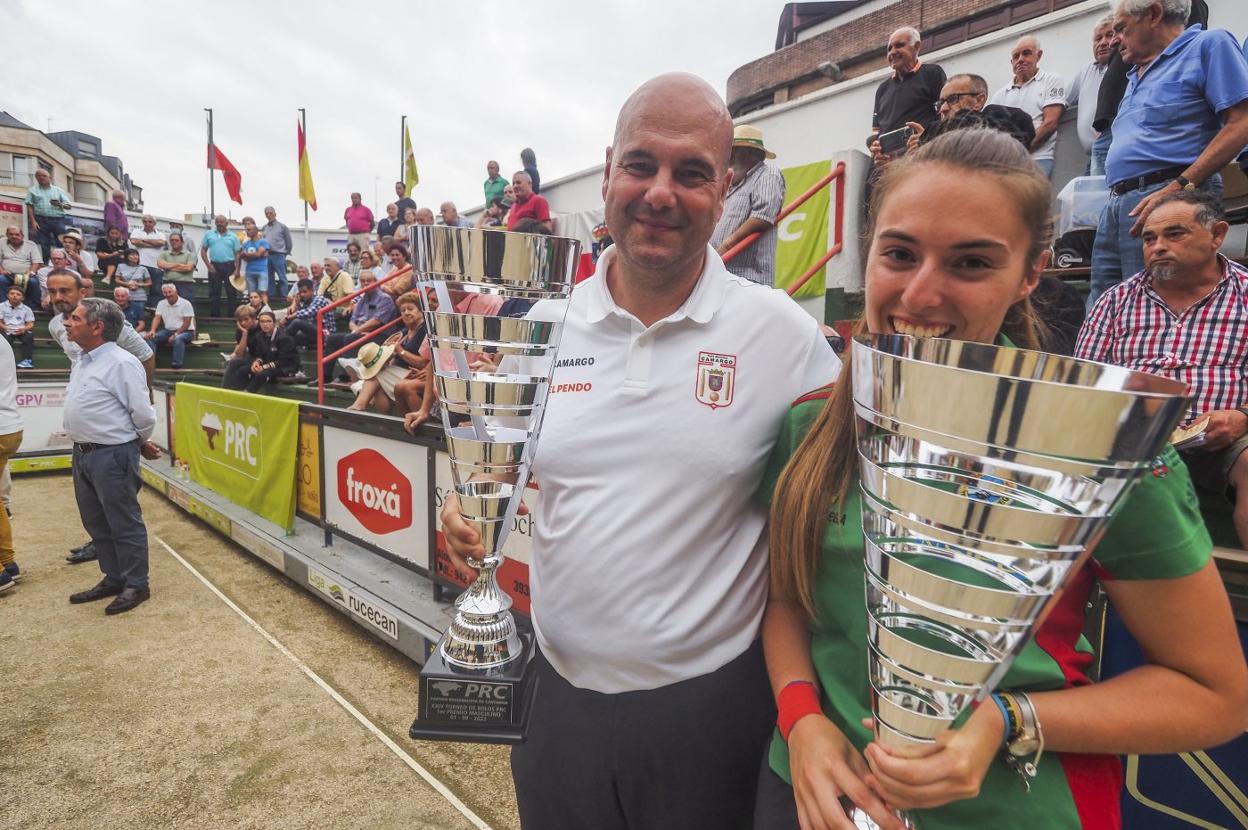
[[1003, 692, 1044, 791], [1175, 175, 1197, 191]]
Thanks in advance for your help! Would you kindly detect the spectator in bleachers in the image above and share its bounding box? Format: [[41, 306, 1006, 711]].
[[439, 202, 474, 228], [484, 160, 507, 206], [307, 259, 324, 285], [507, 171, 551, 232], [343, 192, 374, 250], [60, 229, 96, 280], [321, 268, 397, 383], [377, 203, 401, 240], [104, 189, 128, 241], [342, 241, 364, 281], [908, 74, 1035, 150], [25, 168, 71, 261], [319, 256, 355, 322], [379, 243, 414, 296], [476, 197, 508, 229], [348, 291, 428, 415], [280, 278, 334, 347], [128, 215, 167, 297], [294, 265, 310, 282], [95, 225, 125, 284], [989, 35, 1065, 178], [246, 290, 271, 316], [1089, 0, 1248, 308], [394, 181, 417, 218], [1077, 190, 1248, 546], [158, 232, 197, 303], [113, 286, 146, 332], [1, 226, 42, 306], [372, 241, 394, 279], [115, 249, 152, 311], [711, 125, 785, 286], [520, 147, 541, 193], [393, 206, 419, 246], [357, 249, 381, 283], [262, 206, 293, 303], [870, 26, 946, 164], [201, 214, 241, 317], [1092, 0, 1208, 169], [223, 304, 260, 390], [145, 283, 196, 370], [237, 216, 271, 304], [1067, 15, 1116, 175], [227, 309, 299, 393], [168, 220, 194, 259], [2, 285, 35, 368], [415, 207, 436, 227]]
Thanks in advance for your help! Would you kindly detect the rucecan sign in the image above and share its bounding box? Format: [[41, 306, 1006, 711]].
[[337, 448, 412, 534]]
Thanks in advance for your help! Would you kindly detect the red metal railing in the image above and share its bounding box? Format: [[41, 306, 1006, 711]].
[[314, 267, 411, 405], [722, 161, 846, 297]]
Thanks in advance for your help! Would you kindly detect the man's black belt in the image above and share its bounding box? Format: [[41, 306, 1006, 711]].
[[1109, 165, 1188, 197], [74, 440, 134, 453]]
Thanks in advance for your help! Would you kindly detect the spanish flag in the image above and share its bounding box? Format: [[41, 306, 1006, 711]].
[[403, 125, 419, 193], [298, 121, 317, 210]]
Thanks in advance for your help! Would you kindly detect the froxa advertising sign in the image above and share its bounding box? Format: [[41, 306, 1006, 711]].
[[337, 448, 413, 535]]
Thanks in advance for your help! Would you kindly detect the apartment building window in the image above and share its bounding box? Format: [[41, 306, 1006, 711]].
[[75, 181, 105, 206], [0, 154, 54, 187], [76, 139, 97, 157]]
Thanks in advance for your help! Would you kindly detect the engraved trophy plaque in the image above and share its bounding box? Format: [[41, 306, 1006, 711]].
[[409, 226, 579, 744], [849, 335, 1189, 827]]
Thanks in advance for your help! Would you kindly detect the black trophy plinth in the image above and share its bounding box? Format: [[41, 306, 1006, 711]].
[[410, 631, 538, 744]]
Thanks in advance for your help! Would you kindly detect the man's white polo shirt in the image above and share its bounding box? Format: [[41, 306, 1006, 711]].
[[525, 245, 840, 693]]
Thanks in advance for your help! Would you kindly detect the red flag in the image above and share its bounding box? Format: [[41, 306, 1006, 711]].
[[207, 143, 244, 205]]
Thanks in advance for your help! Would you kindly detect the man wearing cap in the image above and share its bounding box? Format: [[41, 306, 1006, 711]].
[[60, 229, 97, 281], [710, 126, 786, 287]]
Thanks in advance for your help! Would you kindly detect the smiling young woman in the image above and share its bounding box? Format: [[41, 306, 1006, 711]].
[[754, 128, 1248, 830]]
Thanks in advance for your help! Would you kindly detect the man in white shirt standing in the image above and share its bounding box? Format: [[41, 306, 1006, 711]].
[[128, 214, 168, 298], [440, 73, 840, 829], [1066, 15, 1116, 176], [990, 34, 1066, 178], [145, 283, 196, 370], [64, 297, 159, 615]]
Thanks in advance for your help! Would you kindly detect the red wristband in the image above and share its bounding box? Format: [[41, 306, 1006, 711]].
[[777, 680, 822, 741]]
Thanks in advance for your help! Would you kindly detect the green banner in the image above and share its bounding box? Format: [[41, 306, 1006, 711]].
[[776, 160, 832, 300], [173, 383, 299, 531]]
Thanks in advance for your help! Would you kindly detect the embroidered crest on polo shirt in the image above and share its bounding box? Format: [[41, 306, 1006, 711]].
[[695, 351, 737, 409]]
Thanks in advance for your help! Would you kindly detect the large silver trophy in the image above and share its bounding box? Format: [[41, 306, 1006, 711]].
[[849, 335, 1188, 827], [409, 225, 580, 744]]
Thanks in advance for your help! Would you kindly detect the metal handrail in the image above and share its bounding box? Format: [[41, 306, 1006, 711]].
[[720, 161, 847, 297], [314, 265, 413, 404]]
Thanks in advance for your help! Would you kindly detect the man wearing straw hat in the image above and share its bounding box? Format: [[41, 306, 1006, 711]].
[[710, 125, 786, 286]]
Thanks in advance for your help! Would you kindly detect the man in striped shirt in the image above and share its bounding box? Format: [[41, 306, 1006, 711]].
[[711, 125, 785, 286], [1076, 189, 1248, 546]]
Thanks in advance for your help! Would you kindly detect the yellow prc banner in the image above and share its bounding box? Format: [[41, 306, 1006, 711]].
[[775, 160, 832, 300], [173, 383, 299, 531]]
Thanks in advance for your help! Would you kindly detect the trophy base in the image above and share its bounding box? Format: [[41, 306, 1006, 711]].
[[410, 630, 538, 745]]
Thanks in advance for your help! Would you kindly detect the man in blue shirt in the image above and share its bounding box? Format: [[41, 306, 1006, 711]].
[[320, 268, 397, 383], [64, 297, 159, 616], [1089, 0, 1248, 307], [199, 214, 242, 317]]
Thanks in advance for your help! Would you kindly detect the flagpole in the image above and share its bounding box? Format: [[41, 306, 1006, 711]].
[[205, 108, 215, 218], [400, 115, 406, 186], [300, 108, 310, 264]]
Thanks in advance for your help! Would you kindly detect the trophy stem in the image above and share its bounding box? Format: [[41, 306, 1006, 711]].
[[440, 555, 524, 670]]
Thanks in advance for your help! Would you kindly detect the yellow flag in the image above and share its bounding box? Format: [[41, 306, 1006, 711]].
[[403, 125, 419, 192], [298, 122, 317, 210]]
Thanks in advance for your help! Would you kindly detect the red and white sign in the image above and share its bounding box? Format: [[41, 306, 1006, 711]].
[[338, 448, 413, 534], [322, 426, 428, 567], [432, 451, 535, 616]]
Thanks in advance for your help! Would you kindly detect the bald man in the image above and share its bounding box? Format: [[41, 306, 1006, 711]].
[[438, 72, 839, 828], [990, 34, 1066, 177]]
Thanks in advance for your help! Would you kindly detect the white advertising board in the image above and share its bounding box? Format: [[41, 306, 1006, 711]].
[[16, 383, 71, 452], [321, 425, 429, 568]]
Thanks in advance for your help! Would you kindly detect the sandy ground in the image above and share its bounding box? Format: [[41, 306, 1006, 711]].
[[0, 473, 519, 830]]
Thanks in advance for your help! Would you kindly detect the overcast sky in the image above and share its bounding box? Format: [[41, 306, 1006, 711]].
[[8, 0, 781, 226]]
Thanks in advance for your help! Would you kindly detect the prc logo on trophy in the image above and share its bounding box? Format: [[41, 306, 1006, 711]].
[[695, 351, 737, 410]]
